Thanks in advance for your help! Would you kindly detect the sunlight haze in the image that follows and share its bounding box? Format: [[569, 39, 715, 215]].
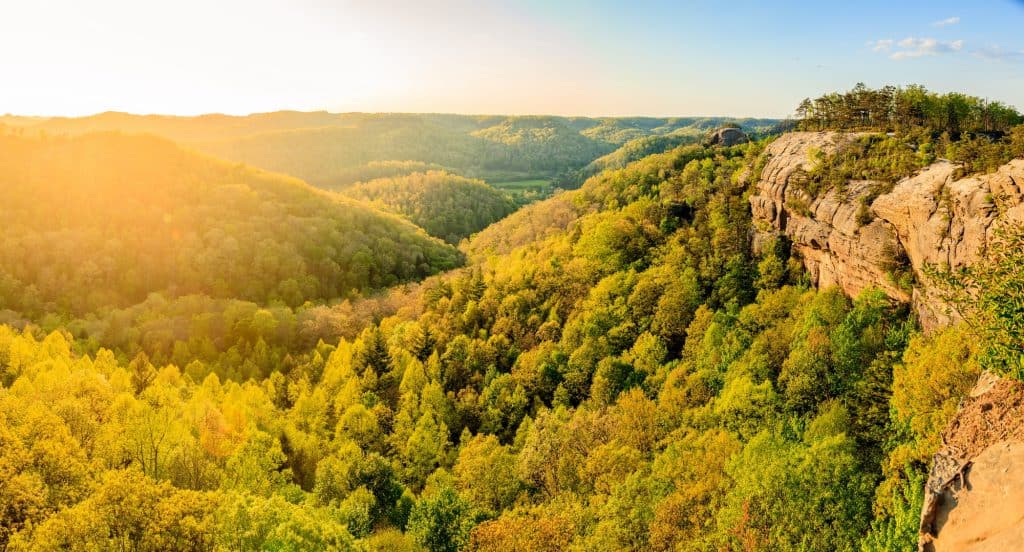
[[3, 0, 1022, 117], [5, 2, 1024, 550]]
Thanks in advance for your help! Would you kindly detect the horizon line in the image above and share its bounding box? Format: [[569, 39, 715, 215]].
[[2, 109, 790, 121]]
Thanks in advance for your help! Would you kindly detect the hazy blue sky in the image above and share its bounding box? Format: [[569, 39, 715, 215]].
[[2, 0, 1022, 117]]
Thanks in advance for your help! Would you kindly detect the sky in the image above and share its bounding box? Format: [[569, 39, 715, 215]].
[[1, 0, 1022, 118]]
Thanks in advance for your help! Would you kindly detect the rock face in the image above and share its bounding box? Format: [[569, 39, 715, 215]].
[[919, 372, 1024, 551], [750, 132, 909, 303], [706, 127, 749, 147], [750, 131, 1024, 330], [749, 131, 1024, 552]]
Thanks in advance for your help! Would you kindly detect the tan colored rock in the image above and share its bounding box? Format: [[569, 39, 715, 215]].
[[872, 159, 1024, 274], [919, 373, 1024, 551], [750, 132, 909, 302], [750, 132, 1024, 331]]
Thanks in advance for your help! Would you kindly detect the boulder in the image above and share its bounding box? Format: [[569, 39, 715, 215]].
[[706, 127, 749, 147]]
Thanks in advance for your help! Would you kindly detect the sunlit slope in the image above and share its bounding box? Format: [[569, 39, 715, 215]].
[[197, 115, 615, 187], [2, 110, 344, 142], [341, 170, 517, 243], [0, 132, 462, 314], [463, 142, 726, 260], [11, 112, 780, 189]]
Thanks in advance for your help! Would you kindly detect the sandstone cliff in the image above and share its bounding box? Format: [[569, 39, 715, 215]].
[[750, 132, 1024, 330], [748, 132, 1024, 551]]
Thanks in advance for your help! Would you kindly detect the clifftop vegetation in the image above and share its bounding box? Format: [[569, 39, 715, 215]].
[[792, 84, 1024, 201], [796, 83, 1022, 135]]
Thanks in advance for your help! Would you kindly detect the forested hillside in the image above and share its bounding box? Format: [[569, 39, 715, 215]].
[[2, 112, 778, 191], [341, 171, 517, 244], [1, 86, 1022, 552], [0, 131, 461, 316]]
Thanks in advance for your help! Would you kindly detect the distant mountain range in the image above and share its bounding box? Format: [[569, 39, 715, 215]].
[[0, 111, 780, 188]]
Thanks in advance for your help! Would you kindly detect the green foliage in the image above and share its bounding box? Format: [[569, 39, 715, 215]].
[[801, 132, 931, 197], [454, 435, 523, 515], [407, 484, 477, 552], [3, 95, 1015, 551], [797, 83, 1022, 134], [343, 171, 517, 243], [860, 467, 926, 552], [794, 85, 1024, 204], [717, 431, 874, 551], [0, 132, 461, 316], [16, 112, 777, 191], [491, 179, 553, 207], [929, 224, 1024, 378], [331, 159, 448, 188]]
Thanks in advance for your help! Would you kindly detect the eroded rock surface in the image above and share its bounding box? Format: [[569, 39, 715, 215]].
[[750, 132, 1024, 330], [750, 132, 908, 302], [706, 127, 749, 147], [873, 158, 1024, 271], [919, 373, 1024, 551]]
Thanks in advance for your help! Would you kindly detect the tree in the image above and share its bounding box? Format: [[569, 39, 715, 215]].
[[716, 431, 874, 552], [407, 485, 477, 552], [454, 434, 523, 515], [223, 429, 293, 497], [402, 411, 450, 491], [930, 224, 1024, 378]]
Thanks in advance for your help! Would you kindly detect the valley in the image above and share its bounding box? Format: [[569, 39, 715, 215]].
[[1, 84, 1023, 552]]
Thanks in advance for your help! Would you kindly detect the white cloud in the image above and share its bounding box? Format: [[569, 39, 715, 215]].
[[932, 16, 960, 27], [973, 45, 1024, 62], [870, 39, 894, 52], [869, 37, 964, 59]]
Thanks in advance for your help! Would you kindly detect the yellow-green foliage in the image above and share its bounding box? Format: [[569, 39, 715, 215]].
[[343, 171, 517, 244], [0, 132, 461, 314], [0, 121, 1011, 552]]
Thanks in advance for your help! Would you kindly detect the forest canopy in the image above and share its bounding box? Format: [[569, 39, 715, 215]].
[[0, 132, 461, 316], [2, 112, 778, 191], [1, 87, 1022, 551], [796, 83, 1022, 135], [341, 171, 517, 244]]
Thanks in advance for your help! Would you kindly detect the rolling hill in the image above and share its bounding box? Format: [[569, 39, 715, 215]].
[[2, 112, 779, 190], [0, 131, 462, 315], [341, 171, 517, 243]]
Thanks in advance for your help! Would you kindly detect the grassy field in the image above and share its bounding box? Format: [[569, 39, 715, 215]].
[[491, 179, 553, 206], [492, 178, 550, 190]]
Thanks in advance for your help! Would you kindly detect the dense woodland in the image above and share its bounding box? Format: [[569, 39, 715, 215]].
[[796, 83, 1022, 134], [341, 172, 517, 244], [0, 132, 461, 315], [792, 84, 1024, 208], [0, 89, 1022, 551]]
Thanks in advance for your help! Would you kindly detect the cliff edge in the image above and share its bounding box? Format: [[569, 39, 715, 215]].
[[750, 131, 1024, 330], [748, 132, 1024, 551]]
